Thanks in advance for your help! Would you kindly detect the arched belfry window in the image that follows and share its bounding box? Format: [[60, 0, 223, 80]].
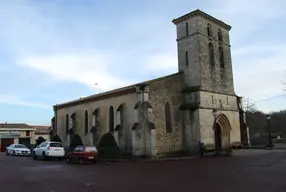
[[185, 22, 189, 36], [165, 102, 172, 133], [219, 46, 225, 68], [66, 114, 69, 133], [218, 28, 223, 41], [185, 51, 189, 67], [209, 43, 215, 66], [207, 24, 212, 37], [84, 110, 88, 135], [109, 106, 114, 132]]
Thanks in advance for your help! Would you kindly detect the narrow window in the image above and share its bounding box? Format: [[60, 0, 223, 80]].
[[65, 114, 69, 133], [219, 46, 224, 68], [209, 43, 214, 66], [26, 131, 30, 137], [207, 24, 212, 37], [92, 108, 99, 145], [109, 106, 114, 132], [84, 110, 88, 135], [185, 51, 189, 67], [227, 97, 229, 105], [186, 22, 189, 36], [212, 95, 214, 104], [218, 28, 223, 41], [219, 100, 223, 108], [165, 102, 172, 133], [93, 109, 99, 127]]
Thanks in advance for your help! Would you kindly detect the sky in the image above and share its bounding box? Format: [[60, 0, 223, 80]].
[[0, 0, 285, 125]]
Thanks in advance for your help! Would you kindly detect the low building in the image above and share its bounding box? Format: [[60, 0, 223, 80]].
[[31, 125, 51, 141], [0, 123, 36, 152], [0, 123, 51, 152]]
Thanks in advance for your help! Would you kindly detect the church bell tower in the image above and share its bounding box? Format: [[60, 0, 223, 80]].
[[172, 9, 235, 94], [172, 9, 241, 151]]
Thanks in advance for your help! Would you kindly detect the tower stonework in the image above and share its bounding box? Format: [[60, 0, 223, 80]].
[[173, 10, 241, 151]]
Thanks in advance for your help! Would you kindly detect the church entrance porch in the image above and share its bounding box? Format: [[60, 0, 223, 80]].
[[213, 113, 231, 154], [214, 123, 222, 152]]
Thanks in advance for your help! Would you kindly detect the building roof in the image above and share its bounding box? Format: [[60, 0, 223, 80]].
[[54, 72, 182, 109], [30, 126, 51, 134], [172, 9, 231, 31], [0, 123, 33, 129]]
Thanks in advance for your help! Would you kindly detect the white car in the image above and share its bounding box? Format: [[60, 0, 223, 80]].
[[6, 144, 31, 156], [32, 141, 65, 160]]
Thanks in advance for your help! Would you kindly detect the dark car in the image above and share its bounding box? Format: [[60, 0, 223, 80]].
[[65, 145, 98, 164]]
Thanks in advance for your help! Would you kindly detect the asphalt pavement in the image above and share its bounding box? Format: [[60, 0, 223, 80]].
[[0, 149, 285, 192]]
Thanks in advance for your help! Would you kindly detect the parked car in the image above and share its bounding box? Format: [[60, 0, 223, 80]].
[[6, 144, 31, 156], [65, 146, 98, 164], [32, 141, 65, 160]]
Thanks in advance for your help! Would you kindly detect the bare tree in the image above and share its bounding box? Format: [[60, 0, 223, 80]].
[[242, 97, 257, 112]]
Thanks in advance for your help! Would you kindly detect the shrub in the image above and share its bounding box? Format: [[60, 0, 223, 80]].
[[35, 136, 46, 147], [68, 134, 83, 152], [50, 135, 62, 143], [97, 133, 121, 159]]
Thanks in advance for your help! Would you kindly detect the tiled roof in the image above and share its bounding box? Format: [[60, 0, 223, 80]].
[[30, 126, 51, 134], [0, 123, 33, 129], [54, 72, 182, 109]]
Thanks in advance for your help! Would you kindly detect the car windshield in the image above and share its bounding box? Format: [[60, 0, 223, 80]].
[[85, 146, 97, 152], [50, 143, 63, 147], [14, 144, 27, 148]]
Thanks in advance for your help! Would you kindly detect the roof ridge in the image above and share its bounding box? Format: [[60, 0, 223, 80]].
[[54, 72, 182, 109]]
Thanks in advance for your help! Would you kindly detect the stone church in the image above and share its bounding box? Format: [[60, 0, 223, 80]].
[[52, 9, 244, 156]]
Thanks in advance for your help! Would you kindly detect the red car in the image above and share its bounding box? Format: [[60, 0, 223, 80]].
[[65, 145, 98, 164]]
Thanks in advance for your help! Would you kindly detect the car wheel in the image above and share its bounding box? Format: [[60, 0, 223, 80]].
[[13, 151, 16, 156], [92, 160, 96, 164], [42, 152, 47, 160], [6, 150, 9, 156]]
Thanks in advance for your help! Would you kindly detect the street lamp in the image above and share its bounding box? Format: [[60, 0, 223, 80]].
[[212, 109, 218, 119], [266, 114, 274, 148]]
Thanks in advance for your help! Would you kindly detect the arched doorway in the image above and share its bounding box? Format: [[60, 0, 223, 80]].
[[213, 114, 231, 152], [214, 123, 222, 151]]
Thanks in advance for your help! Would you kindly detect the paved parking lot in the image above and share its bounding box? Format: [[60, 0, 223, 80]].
[[0, 149, 286, 192]]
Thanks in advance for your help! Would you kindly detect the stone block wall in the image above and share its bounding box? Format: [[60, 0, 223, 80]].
[[149, 73, 184, 154], [197, 16, 235, 95]]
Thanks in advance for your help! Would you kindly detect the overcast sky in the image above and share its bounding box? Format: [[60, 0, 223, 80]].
[[0, 0, 285, 125]]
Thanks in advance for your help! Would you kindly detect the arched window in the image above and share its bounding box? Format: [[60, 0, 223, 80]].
[[209, 43, 215, 66], [218, 28, 223, 41], [93, 108, 99, 126], [165, 102, 172, 133], [186, 22, 189, 36], [219, 46, 224, 68], [207, 24, 212, 37], [185, 51, 189, 67], [109, 106, 114, 132], [65, 114, 69, 133], [84, 110, 88, 135]]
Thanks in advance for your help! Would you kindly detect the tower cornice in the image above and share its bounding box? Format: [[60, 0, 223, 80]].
[[172, 9, 231, 31]]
